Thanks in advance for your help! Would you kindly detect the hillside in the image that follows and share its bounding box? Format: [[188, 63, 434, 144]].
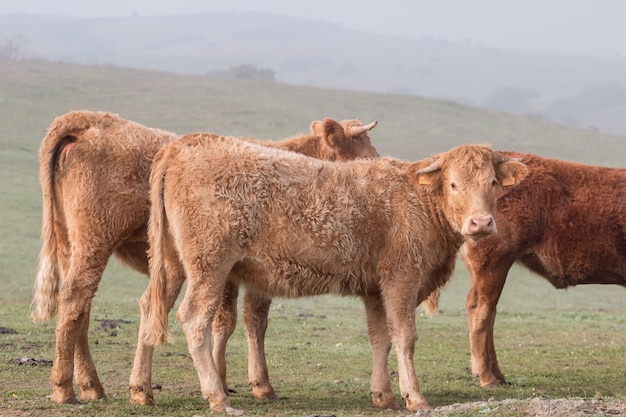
[[2, 60, 624, 166], [2, 12, 626, 135], [1, 59, 624, 285]]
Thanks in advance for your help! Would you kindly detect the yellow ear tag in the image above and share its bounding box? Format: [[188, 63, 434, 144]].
[[418, 175, 432, 185], [502, 177, 515, 187]]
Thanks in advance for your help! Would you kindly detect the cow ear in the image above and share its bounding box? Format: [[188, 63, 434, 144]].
[[417, 171, 438, 185], [310, 121, 323, 136], [409, 159, 441, 187], [496, 160, 528, 187], [320, 118, 348, 147]]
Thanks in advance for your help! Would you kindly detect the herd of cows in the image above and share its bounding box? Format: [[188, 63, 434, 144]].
[[29, 110, 625, 413]]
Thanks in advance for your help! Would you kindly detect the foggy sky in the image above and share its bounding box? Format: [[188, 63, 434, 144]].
[[1, 0, 625, 58]]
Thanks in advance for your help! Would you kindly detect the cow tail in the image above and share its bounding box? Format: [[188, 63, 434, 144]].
[[422, 289, 440, 315], [30, 120, 73, 322], [143, 148, 174, 345]]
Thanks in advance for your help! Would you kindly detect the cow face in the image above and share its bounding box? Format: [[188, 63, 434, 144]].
[[411, 145, 528, 242], [311, 118, 379, 160]]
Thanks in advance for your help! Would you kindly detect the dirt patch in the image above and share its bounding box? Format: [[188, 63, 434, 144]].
[[420, 398, 626, 416], [297, 313, 326, 319], [94, 318, 133, 337], [12, 356, 53, 366], [0, 327, 18, 334], [95, 318, 132, 330]]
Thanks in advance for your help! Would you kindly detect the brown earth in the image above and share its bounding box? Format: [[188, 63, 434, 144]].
[[420, 397, 626, 417]]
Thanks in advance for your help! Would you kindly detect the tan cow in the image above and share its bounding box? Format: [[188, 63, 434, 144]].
[[129, 119, 379, 405], [32, 110, 379, 404], [141, 133, 528, 413]]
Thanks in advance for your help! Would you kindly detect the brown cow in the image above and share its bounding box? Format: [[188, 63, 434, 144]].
[[32, 110, 379, 404], [140, 134, 528, 413], [457, 152, 626, 388]]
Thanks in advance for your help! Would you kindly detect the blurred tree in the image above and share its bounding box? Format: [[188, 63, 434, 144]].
[[551, 81, 626, 114], [482, 85, 538, 113], [0, 35, 24, 61], [209, 64, 275, 81]]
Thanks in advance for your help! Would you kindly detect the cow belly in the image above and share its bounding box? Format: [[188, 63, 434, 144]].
[[230, 258, 374, 298], [519, 253, 626, 288]]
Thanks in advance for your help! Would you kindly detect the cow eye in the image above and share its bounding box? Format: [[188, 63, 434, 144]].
[[450, 182, 457, 190], [491, 179, 499, 186]]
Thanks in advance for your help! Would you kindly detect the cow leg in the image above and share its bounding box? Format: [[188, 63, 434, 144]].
[[464, 256, 511, 387], [176, 264, 233, 413], [243, 290, 277, 400], [129, 294, 155, 407], [130, 259, 187, 405], [383, 288, 430, 412], [50, 300, 80, 404], [47, 239, 77, 404], [211, 280, 239, 395], [50, 258, 107, 404], [73, 306, 105, 400], [362, 294, 400, 410]]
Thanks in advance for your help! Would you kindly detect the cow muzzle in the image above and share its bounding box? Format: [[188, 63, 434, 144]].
[[462, 215, 496, 239]]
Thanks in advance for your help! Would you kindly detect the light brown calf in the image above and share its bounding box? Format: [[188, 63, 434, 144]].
[[141, 134, 528, 413], [129, 118, 379, 405], [32, 110, 378, 404]]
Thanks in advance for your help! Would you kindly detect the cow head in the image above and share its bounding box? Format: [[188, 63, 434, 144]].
[[311, 118, 379, 161], [410, 144, 528, 242]]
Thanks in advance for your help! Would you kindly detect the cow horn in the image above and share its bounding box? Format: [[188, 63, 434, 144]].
[[415, 159, 441, 175], [349, 120, 378, 136], [496, 153, 524, 164]]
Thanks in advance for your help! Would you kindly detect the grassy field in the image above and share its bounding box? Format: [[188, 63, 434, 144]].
[[0, 60, 624, 416]]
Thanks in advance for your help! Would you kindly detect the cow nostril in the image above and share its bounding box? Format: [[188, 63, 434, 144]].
[[463, 216, 496, 237], [470, 216, 494, 231]]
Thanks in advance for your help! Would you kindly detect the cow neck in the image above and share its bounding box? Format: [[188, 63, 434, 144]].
[[417, 185, 465, 251], [280, 135, 324, 158]]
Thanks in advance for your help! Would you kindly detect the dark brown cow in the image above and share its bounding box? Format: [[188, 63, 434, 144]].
[[459, 152, 626, 387], [141, 134, 528, 413], [32, 110, 378, 404]]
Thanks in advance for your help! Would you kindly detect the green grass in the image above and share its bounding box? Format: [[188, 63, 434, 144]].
[[0, 60, 624, 416], [2, 281, 624, 416]]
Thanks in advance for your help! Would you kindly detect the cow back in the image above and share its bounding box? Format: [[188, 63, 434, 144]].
[[468, 152, 626, 287]]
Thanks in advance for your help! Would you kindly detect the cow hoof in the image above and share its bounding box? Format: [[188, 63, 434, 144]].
[[210, 402, 241, 415], [225, 406, 245, 416], [79, 385, 105, 401], [251, 386, 278, 401], [371, 391, 400, 410], [50, 392, 80, 405], [406, 398, 432, 413], [130, 395, 155, 406], [480, 378, 507, 388], [129, 386, 155, 406]]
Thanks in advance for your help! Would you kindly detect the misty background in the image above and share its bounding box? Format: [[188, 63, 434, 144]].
[[2, 0, 626, 136]]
